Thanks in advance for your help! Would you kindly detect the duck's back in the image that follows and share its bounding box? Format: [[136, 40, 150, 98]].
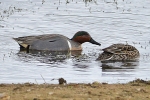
[[13, 34, 80, 51]]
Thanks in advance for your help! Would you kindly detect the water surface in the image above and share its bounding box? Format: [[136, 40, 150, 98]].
[[0, 0, 150, 84]]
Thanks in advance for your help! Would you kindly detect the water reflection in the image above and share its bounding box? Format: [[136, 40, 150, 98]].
[[100, 60, 139, 72], [17, 49, 82, 64]]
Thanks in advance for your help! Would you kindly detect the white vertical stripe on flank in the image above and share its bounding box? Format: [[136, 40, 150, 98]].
[[67, 40, 72, 50]]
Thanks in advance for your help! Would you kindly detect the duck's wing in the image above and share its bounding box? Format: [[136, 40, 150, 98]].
[[102, 44, 124, 54], [30, 37, 70, 51], [102, 44, 138, 54], [13, 34, 67, 49], [97, 52, 113, 61]]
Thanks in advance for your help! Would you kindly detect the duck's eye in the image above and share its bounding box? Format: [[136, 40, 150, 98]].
[[113, 47, 118, 49]]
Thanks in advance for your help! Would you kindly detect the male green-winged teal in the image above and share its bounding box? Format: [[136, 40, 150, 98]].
[[97, 43, 139, 61], [13, 31, 101, 51]]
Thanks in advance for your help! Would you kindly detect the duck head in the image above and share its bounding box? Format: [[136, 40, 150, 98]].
[[71, 31, 101, 46]]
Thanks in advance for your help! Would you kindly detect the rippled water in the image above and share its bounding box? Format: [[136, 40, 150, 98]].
[[0, 0, 150, 84]]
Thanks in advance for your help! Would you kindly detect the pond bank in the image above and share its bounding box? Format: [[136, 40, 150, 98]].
[[0, 79, 150, 100]]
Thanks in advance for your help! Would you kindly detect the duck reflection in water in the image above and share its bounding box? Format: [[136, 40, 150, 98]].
[[18, 49, 82, 64], [100, 60, 139, 72]]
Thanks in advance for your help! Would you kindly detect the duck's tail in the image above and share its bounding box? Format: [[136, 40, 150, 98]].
[[13, 38, 28, 49]]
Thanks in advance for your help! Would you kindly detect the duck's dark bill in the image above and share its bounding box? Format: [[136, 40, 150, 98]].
[[90, 38, 101, 46]]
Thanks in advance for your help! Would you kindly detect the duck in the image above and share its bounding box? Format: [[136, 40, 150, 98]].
[[13, 31, 101, 51], [97, 43, 140, 61]]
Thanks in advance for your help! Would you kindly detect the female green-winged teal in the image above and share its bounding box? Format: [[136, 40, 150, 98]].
[[97, 43, 139, 61], [13, 31, 101, 51]]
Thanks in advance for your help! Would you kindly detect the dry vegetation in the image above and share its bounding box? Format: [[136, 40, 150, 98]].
[[0, 79, 150, 100]]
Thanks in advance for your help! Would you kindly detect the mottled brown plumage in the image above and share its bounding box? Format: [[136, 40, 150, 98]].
[[97, 44, 140, 61]]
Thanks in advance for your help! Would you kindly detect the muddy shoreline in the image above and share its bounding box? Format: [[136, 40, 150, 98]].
[[0, 79, 150, 100]]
